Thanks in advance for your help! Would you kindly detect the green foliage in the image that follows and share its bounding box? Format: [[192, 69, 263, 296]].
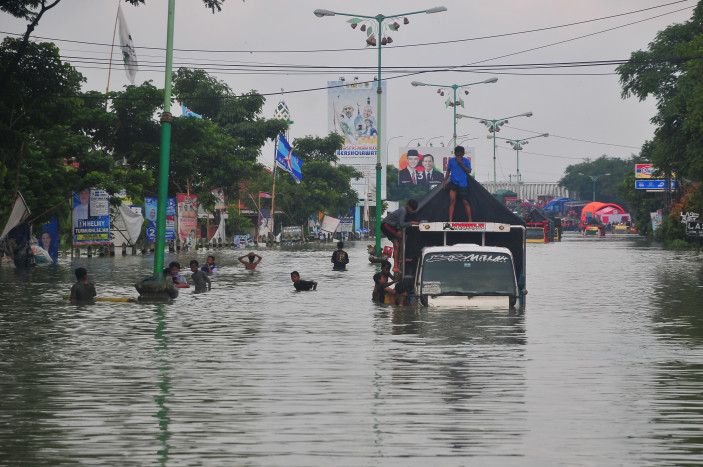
[[291, 133, 344, 163], [271, 135, 361, 225], [226, 207, 254, 235], [172, 68, 287, 199], [617, 2, 703, 181], [558, 155, 636, 208], [0, 38, 100, 227]]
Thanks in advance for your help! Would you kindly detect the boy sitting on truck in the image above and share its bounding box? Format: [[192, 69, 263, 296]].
[[380, 199, 419, 274]]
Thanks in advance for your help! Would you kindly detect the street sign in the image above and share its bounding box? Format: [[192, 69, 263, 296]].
[[686, 221, 703, 237], [635, 164, 655, 178], [635, 164, 675, 179], [635, 179, 676, 190]]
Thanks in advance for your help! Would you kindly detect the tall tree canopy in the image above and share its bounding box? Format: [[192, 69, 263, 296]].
[[269, 134, 361, 226], [558, 155, 634, 208], [617, 1, 703, 181]]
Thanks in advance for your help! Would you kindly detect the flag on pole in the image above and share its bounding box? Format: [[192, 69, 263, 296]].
[[275, 134, 303, 183], [117, 5, 138, 84], [259, 192, 272, 199], [182, 105, 202, 119]]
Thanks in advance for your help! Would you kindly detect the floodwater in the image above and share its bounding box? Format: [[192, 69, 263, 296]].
[[1, 234, 703, 466]]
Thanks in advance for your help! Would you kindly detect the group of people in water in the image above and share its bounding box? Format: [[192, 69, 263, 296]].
[[68, 144, 475, 303]]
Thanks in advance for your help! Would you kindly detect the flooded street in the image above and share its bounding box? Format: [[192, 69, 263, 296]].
[[1, 235, 703, 465]]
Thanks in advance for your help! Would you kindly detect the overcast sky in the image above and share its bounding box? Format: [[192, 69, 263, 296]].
[[1, 0, 695, 184]]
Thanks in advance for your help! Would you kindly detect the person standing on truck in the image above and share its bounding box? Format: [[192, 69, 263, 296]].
[[380, 199, 419, 274], [443, 145, 473, 222]]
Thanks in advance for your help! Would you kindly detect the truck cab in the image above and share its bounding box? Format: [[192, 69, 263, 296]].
[[414, 243, 519, 309], [403, 221, 526, 310]]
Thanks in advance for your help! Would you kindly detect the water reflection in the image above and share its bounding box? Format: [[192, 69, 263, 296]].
[[2, 240, 703, 464], [153, 305, 171, 464], [372, 307, 527, 458]]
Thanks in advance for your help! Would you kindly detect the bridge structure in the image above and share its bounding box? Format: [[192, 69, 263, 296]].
[[479, 181, 575, 202]]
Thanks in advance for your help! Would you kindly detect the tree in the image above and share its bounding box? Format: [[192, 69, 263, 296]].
[[172, 68, 287, 199], [271, 134, 362, 226], [0, 1, 227, 91], [617, 2, 703, 181], [558, 155, 635, 208], [0, 38, 114, 227]]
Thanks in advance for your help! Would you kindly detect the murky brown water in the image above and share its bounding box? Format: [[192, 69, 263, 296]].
[[1, 234, 703, 465]]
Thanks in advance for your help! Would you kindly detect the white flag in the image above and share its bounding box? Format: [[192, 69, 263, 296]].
[[117, 5, 138, 84]]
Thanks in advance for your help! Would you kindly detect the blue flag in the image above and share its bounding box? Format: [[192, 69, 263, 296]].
[[182, 105, 202, 119], [276, 134, 303, 183]]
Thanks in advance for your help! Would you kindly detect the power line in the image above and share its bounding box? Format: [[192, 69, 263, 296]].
[[504, 125, 642, 149], [0, 0, 691, 55]]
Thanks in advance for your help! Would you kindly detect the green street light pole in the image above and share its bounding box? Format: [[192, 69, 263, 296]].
[[411, 78, 497, 150], [314, 6, 447, 256], [152, 0, 176, 280], [456, 112, 532, 194], [488, 133, 548, 203], [578, 173, 610, 202]]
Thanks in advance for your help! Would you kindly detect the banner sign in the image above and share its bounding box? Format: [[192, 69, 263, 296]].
[[259, 209, 271, 238], [145, 197, 176, 242], [635, 180, 676, 190], [338, 217, 354, 232], [635, 164, 675, 179], [328, 79, 387, 200], [680, 211, 699, 224], [72, 188, 111, 245], [177, 194, 199, 243], [397, 146, 471, 187], [281, 225, 303, 240], [320, 215, 341, 233], [686, 221, 703, 237], [233, 234, 255, 248], [39, 217, 58, 264]]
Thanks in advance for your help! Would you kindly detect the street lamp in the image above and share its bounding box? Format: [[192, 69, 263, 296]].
[[578, 173, 610, 202], [457, 136, 479, 146], [406, 137, 422, 146], [457, 112, 533, 193], [425, 135, 443, 147], [488, 133, 548, 203], [411, 77, 498, 150], [315, 6, 447, 256], [386, 135, 404, 170]]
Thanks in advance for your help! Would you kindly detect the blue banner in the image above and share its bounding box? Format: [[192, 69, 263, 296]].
[[276, 134, 303, 183], [145, 197, 176, 242], [39, 217, 58, 264], [72, 189, 111, 245]]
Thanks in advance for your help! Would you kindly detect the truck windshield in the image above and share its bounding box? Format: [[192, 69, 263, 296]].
[[420, 252, 516, 296]]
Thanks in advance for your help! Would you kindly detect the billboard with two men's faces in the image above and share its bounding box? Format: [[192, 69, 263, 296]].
[[397, 146, 474, 187]]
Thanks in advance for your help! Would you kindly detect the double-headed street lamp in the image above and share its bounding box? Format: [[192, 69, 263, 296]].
[[425, 135, 443, 147], [578, 173, 610, 202], [386, 135, 404, 165], [488, 133, 549, 203], [457, 112, 533, 194], [411, 77, 498, 150], [314, 6, 447, 256]]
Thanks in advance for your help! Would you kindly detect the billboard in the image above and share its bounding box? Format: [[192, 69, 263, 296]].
[[145, 197, 176, 242], [328, 79, 387, 200], [176, 194, 199, 243], [397, 146, 473, 186], [72, 188, 110, 245], [636, 163, 675, 179]]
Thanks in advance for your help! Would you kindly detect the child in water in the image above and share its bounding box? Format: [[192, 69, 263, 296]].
[[190, 260, 211, 293]]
